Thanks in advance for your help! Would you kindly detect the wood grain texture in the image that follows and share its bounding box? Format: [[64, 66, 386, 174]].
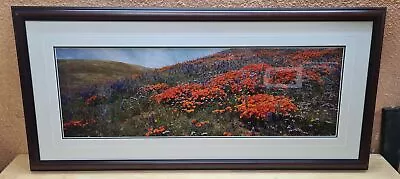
[[0, 0, 399, 171]]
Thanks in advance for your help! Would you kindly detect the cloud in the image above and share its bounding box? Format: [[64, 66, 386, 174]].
[[55, 48, 225, 68]]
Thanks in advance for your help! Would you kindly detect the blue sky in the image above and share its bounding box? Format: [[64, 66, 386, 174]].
[[55, 48, 226, 68]]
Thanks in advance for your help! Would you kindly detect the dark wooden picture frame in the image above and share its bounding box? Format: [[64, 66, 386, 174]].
[[11, 7, 386, 171]]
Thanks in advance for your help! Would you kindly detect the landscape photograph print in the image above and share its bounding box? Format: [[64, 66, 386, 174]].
[[56, 47, 344, 138]]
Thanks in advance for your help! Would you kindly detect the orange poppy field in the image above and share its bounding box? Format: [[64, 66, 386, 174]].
[[58, 47, 344, 137]]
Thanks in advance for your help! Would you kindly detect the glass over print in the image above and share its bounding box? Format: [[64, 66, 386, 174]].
[[12, 7, 385, 170], [56, 47, 344, 138]]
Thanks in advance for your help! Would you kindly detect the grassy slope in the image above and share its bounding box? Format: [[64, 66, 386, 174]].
[[62, 49, 341, 137], [57, 59, 149, 91]]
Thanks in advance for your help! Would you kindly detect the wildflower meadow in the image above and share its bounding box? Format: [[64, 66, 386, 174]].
[[58, 47, 343, 137]]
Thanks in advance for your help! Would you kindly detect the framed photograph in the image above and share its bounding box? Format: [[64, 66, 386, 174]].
[[12, 7, 386, 170]]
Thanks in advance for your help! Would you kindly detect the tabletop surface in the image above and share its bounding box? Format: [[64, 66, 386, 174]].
[[0, 154, 399, 179]]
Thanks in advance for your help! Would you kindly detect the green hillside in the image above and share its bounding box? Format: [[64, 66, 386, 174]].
[[57, 59, 148, 91]]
